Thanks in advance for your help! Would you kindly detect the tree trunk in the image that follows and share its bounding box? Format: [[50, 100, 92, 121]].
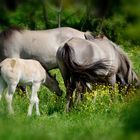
[[57, 0, 63, 28], [41, 0, 49, 28]]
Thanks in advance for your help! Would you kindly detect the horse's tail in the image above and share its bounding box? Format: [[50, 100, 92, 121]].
[[57, 43, 113, 81]]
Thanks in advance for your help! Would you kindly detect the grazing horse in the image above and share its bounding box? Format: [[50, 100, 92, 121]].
[[0, 27, 87, 95], [85, 34, 140, 89], [56, 37, 140, 112], [0, 58, 61, 116]]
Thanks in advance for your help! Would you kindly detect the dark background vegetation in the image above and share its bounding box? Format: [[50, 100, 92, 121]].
[[0, 0, 140, 44], [0, 0, 140, 140]]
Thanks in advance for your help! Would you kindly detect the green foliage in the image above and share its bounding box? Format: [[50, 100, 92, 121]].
[[0, 88, 140, 140], [122, 98, 140, 133], [0, 20, 140, 140], [0, 0, 140, 46], [0, 1, 140, 139]]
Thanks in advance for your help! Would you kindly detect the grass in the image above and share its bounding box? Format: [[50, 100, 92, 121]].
[[0, 45, 140, 140], [0, 93, 140, 140]]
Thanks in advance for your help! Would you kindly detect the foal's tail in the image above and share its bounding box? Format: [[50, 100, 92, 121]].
[[57, 43, 113, 81]]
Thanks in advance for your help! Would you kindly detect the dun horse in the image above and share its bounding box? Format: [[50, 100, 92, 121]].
[[0, 27, 89, 95], [0, 58, 61, 116], [0, 27, 119, 95], [56, 37, 140, 112]]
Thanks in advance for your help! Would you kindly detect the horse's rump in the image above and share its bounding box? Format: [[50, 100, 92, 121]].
[[57, 41, 114, 82]]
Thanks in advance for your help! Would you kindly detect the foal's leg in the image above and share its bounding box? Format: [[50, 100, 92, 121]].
[[28, 82, 41, 116], [5, 84, 17, 114], [0, 77, 6, 100]]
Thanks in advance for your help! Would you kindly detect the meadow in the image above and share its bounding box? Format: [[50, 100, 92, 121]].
[[0, 44, 140, 140], [0, 0, 140, 139]]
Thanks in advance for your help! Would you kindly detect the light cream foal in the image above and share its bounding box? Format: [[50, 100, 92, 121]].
[[0, 58, 47, 116]]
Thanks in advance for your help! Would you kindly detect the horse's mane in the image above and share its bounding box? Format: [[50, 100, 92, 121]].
[[84, 32, 108, 41], [84, 31, 95, 40], [0, 26, 23, 39]]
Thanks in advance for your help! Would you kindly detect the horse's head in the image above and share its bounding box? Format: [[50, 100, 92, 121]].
[[131, 71, 140, 88], [45, 73, 62, 96]]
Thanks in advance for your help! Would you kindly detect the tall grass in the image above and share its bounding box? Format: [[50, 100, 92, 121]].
[[0, 46, 140, 140]]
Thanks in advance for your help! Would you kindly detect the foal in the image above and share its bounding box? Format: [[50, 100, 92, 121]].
[[0, 58, 49, 116]]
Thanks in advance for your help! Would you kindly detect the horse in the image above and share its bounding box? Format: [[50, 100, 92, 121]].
[[85, 34, 140, 90], [0, 58, 61, 116], [56, 37, 140, 112], [0, 27, 89, 95]]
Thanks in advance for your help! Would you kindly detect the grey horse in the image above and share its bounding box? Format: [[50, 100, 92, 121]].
[[56, 37, 140, 112], [0, 27, 86, 95]]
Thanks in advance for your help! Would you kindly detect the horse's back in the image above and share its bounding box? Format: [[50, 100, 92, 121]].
[[21, 27, 85, 47], [0, 27, 85, 70], [65, 38, 95, 65], [64, 38, 117, 66]]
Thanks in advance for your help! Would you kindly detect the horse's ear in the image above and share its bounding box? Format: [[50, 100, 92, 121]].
[[84, 31, 95, 41]]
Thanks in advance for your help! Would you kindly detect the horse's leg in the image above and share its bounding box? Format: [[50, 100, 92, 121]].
[[108, 74, 116, 90], [27, 83, 41, 116], [5, 84, 17, 114], [25, 85, 30, 99], [117, 73, 127, 94], [75, 80, 86, 106], [66, 79, 76, 112], [75, 81, 82, 106], [0, 77, 6, 100], [108, 74, 116, 100], [17, 84, 29, 98]]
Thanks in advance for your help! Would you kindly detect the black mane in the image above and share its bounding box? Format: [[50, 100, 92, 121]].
[[0, 26, 23, 39]]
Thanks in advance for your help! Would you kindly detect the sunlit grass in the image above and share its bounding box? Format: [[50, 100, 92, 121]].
[[0, 46, 140, 140], [0, 83, 139, 140]]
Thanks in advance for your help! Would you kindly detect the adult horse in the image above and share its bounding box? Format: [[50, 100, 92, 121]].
[[0, 58, 52, 116], [85, 34, 140, 91], [56, 37, 140, 112], [0, 27, 86, 96]]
